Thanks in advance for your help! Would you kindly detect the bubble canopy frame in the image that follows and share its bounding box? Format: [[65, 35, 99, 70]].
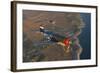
[[11, 1, 98, 72]]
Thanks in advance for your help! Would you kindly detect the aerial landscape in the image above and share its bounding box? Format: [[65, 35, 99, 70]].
[[23, 10, 91, 62]]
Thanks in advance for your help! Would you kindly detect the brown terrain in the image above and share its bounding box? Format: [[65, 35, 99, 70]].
[[23, 10, 84, 62]]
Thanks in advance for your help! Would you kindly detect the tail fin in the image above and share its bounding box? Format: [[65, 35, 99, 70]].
[[40, 26, 44, 33]]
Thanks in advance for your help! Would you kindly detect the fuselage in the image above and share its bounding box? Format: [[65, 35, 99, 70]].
[[39, 26, 73, 47]]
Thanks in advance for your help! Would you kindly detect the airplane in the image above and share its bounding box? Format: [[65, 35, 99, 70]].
[[39, 26, 76, 53]]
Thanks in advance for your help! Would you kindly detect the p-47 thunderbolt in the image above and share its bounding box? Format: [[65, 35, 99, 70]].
[[39, 26, 79, 53], [39, 26, 82, 60]]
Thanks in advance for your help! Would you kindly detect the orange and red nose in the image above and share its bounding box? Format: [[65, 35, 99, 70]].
[[63, 38, 71, 46]]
